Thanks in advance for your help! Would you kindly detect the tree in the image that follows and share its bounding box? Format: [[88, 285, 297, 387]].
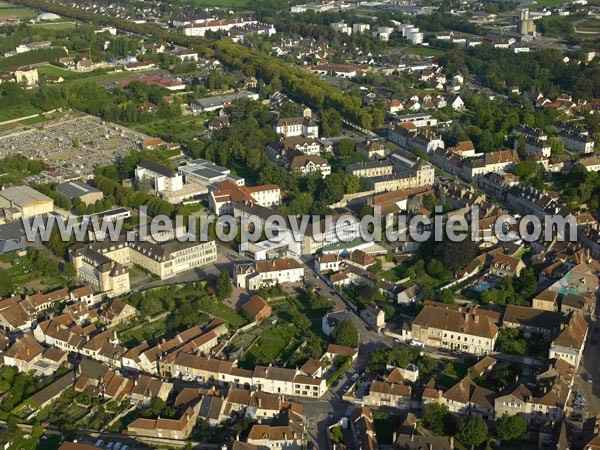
[[0, 273, 13, 297], [332, 319, 359, 348], [321, 108, 342, 137], [457, 416, 488, 449], [63, 262, 77, 283], [422, 403, 450, 435], [216, 269, 233, 300], [496, 414, 526, 442], [495, 328, 527, 355]]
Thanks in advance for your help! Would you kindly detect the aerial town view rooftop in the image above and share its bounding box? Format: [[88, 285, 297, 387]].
[[0, 0, 599, 448]]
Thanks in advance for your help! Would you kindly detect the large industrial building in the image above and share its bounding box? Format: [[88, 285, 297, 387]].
[[0, 186, 54, 220]]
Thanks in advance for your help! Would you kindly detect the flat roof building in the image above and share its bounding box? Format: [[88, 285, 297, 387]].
[[0, 185, 54, 220], [56, 180, 104, 206]]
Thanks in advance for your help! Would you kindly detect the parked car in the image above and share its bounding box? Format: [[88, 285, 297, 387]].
[[351, 373, 359, 382], [410, 339, 425, 348]]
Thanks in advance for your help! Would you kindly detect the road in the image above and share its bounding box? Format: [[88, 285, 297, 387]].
[[300, 256, 395, 447], [576, 314, 600, 420]]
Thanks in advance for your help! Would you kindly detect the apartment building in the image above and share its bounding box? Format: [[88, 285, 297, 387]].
[[182, 18, 258, 36], [346, 160, 394, 178], [135, 159, 184, 193], [288, 214, 361, 256], [462, 149, 520, 180], [369, 159, 435, 193], [559, 129, 595, 154], [410, 301, 500, 355], [69, 244, 130, 296], [71, 236, 217, 291], [521, 137, 551, 158]]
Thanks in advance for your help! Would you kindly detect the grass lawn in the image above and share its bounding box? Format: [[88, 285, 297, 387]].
[[18, 114, 50, 125], [119, 317, 169, 346], [406, 46, 446, 57], [70, 69, 172, 86], [239, 324, 300, 368], [38, 65, 81, 81], [133, 117, 207, 142], [192, 0, 250, 5], [382, 265, 409, 282], [0, 254, 38, 286], [576, 18, 600, 32], [209, 304, 247, 327], [0, 5, 37, 19], [527, 0, 567, 8], [0, 104, 43, 122], [30, 21, 77, 30]]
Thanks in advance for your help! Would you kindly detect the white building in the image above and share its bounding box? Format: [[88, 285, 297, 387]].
[[135, 159, 184, 193], [274, 116, 319, 138], [353, 23, 370, 34], [235, 258, 305, 290], [331, 22, 351, 35], [183, 18, 258, 37]]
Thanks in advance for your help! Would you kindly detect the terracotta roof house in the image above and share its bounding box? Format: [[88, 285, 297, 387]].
[[3, 334, 44, 372], [550, 312, 588, 368], [241, 295, 272, 322], [502, 305, 563, 338], [411, 302, 499, 355], [324, 343, 358, 361], [442, 376, 496, 419]]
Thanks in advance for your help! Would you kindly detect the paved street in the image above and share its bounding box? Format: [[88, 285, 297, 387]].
[[577, 317, 600, 419]]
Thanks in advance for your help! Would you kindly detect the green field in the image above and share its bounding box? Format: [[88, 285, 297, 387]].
[[192, 0, 250, 6], [38, 64, 81, 81], [133, 116, 207, 142], [31, 20, 77, 30], [0, 2, 37, 19], [0, 104, 43, 122], [527, 0, 567, 8], [576, 18, 600, 32], [239, 324, 300, 368], [406, 46, 446, 57]]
